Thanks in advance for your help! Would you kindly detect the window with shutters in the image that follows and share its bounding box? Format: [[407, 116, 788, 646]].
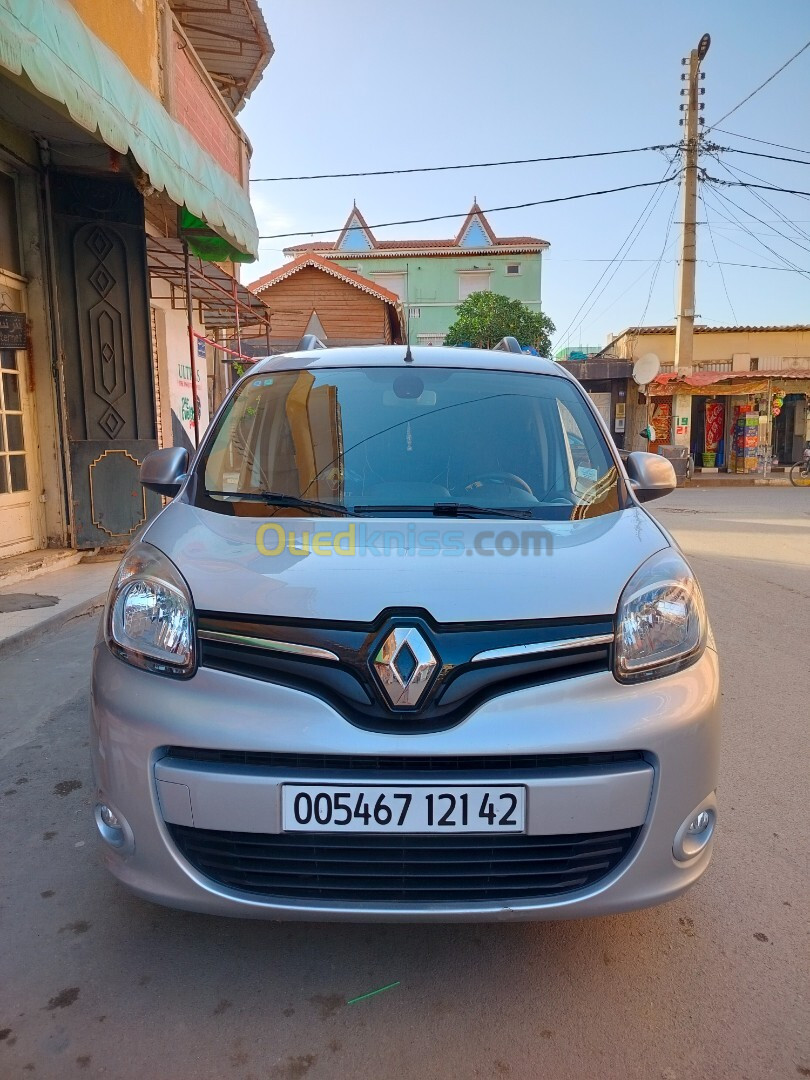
[[371, 272, 406, 301], [458, 271, 492, 301]]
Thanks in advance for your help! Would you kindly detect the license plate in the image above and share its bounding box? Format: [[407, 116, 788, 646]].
[[281, 785, 526, 833]]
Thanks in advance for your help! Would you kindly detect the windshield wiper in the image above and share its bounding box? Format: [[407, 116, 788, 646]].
[[352, 502, 534, 519], [207, 490, 352, 516]]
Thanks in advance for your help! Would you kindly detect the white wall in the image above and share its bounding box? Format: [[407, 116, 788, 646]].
[[151, 288, 209, 452]]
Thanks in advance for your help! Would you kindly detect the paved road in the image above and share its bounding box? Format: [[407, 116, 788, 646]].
[[1, 488, 808, 1080]]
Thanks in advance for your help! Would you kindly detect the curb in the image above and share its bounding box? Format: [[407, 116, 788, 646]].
[[0, 591, 107, 658]]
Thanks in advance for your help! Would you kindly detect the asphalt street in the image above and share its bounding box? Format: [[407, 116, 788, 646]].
[[0, 487, 808, 1080]]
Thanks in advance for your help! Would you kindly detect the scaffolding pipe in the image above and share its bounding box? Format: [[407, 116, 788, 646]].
[[233, 275, 243, 359], [182, 238, 201, 448], [192, 330, 254, 362]]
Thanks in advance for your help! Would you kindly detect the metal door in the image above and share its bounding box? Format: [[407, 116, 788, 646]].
[[51, 173, 160, 547]]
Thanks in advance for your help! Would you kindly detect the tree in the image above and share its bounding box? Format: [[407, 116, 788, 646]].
[[443, 291, 555, 355]]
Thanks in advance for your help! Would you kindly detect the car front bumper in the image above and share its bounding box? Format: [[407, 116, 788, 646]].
[[90, 643, 720, 921]]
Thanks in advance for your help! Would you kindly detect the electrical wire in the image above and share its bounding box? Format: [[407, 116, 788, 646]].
[[695, 214, 795, 269], [702, 175, 810, 200], [704, 186, 809, 273], [258, 175, 680, 240], [704, 169, 810, 255], [709, 156, 810, 243], [707, 39, 810, 130], [550, 158, 678, 352], [711, 128, 810, 157], [701, 185, 810, 278], [251, 144, 678, 182], [698, 188, 738, 322], [719, 146, 810, 167], [634, 183, 682, 332], [707, 261, 810, 273]]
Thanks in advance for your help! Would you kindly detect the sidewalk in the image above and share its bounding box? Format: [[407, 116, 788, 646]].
[[0, 556, 117, 656], [686, 472, 791, 487]]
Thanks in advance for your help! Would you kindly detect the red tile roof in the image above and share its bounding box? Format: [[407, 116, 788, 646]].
[[285, 236, 548, 253], [283, 201, 548, 256], [247, 252, 402, 305]]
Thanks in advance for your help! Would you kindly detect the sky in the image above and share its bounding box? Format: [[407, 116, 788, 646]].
[[239, 0, 810, 353]]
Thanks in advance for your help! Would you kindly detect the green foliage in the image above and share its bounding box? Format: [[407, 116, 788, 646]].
[[443, 291, 555, 355]]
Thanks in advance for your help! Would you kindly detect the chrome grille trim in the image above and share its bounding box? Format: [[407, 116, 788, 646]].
[[471, 633, 614, 664], [197, 629, 339, 663]]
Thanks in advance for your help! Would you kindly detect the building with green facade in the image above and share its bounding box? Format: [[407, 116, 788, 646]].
[[284, 202, 549, 345]]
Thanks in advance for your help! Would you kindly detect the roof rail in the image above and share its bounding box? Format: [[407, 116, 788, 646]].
[[298, 334, 326, 351], [493, 336, 523, 354]]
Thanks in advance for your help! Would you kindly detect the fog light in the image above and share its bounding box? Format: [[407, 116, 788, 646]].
[[94, 802, 129, 850], [100, 804, 121, 829], [673, 802, 716, 861]]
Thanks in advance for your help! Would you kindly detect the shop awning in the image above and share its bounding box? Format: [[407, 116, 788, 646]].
[[0, 0, 259, 259], [649, 370, 810, 396]]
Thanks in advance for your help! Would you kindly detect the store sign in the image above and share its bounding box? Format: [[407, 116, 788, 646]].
[[651, 401, 672, 442], [0, 311, 26, 349]]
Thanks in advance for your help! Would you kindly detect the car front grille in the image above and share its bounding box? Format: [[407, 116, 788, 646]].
[[167, 825, 640, 904], [164, 747, 645, 773], [196, 609, 614, 733]]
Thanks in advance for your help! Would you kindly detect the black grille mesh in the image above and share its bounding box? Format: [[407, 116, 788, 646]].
[[168, 825, 640, 904], [164, 748, 644, 773]]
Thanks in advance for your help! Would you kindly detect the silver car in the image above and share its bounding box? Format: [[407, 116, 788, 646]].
[[90, 344, 720, 921]]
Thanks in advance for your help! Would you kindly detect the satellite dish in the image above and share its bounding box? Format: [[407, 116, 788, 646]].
[[633, 353, 661, 387]]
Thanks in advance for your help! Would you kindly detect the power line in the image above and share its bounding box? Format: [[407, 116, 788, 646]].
[[699, 188, 737, 322], [703, 175, 810, 200], [633, 184, 682, 336], [696, 214, 796, 269], [550, 162, 677, 352], [710, 158, 810, 248], [719, 146, 810, 167], [251, 143, 677, 182], [258, 174, 680, 240], [702, 185, 810, 278], [709, 157, 810, 243], [712, 128, 810, 157], [706, 186, 810, 272], [707, 261, 810, 273], [708, 39, 810, 130]]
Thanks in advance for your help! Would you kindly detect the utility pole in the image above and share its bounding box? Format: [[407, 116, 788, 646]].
[[674, 33, 710, 373]]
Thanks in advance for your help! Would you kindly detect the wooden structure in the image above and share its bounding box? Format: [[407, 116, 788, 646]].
[[248, 253, 404, 352]]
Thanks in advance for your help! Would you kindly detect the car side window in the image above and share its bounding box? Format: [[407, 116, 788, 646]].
[[558, 401, 599, 496]]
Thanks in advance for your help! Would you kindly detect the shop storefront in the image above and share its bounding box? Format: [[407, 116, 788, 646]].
[[650, 371, 810, 473]]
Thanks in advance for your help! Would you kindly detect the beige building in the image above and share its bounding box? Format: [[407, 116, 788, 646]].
[[605, 326, 810, 472]]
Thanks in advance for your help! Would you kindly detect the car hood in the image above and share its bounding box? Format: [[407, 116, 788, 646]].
[[142, 501, 669, 623]]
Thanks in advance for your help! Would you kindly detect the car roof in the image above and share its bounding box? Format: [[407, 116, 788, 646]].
[[249, 345, 566, 378]]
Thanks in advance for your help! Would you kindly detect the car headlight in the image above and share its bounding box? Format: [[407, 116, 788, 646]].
[[105, 542, 195, 677], [615, 548, 707, 682]]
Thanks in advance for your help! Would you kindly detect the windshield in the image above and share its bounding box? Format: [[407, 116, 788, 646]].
[[199, 366, 622, 520]]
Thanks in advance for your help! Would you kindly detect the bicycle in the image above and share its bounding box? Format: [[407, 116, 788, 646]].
[[789, 448, 810, 487]]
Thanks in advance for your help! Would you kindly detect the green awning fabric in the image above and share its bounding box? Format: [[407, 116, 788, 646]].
[[0, 0, 259, 259], [180, 209, 255, 264]]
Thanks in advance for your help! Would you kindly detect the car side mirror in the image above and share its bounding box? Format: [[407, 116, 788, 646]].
[[140, 447, 189, 497], [625, 451, 676, 503]]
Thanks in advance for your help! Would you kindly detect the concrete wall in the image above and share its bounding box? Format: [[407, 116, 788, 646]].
[[68, 0, 160, 95], [151, 293, 209, 453], [611, 329, 810, 369]]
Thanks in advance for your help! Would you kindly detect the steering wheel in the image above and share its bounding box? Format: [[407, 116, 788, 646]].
[[464, 471, 534, 495]]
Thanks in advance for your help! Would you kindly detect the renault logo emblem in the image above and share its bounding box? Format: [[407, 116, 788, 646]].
[[373, 626, 438, 708]]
